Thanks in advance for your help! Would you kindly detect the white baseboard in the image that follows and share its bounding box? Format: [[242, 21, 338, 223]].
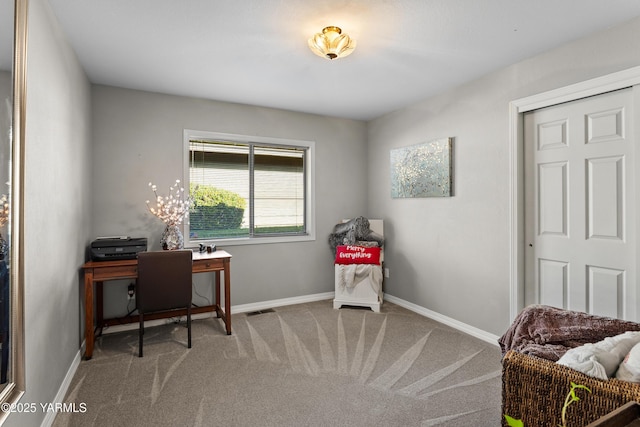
[[383, 294, 500, 346], [101, 291, 336, 335], [232, 291, 335, 314], [225, 291, 500, 346], [230, 292, 499, 348], [102, 292, 500, 346], [40, 349, 82, 427]]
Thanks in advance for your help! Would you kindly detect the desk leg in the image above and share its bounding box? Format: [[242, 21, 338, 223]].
[[224, 258, 231, 335], [84, 271, 94, 360], [214, 271, 221, 319], [96, 281, 104, 335]]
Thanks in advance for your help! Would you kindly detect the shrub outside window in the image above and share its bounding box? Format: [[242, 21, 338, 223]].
[[183, 130, 315, 246]]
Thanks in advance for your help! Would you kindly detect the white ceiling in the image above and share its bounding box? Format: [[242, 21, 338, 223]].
[[43, 0, 640, 121]]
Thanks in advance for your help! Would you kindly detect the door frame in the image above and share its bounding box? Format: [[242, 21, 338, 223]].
[[508, 65, 640, 321]]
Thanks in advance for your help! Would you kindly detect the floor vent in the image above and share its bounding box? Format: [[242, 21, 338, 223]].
[[246, 308, 276, 316]]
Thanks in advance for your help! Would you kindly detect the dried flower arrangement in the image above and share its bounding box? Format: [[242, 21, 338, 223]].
[[0, 194, 8, 227], [146, 179, 191, 226]]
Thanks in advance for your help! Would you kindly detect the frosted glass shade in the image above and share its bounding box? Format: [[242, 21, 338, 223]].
[[308, 26, 356, 60]]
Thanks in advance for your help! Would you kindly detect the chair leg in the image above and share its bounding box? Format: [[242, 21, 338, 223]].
[[187, 305, 192, 349], [139, 312, 143, 357]]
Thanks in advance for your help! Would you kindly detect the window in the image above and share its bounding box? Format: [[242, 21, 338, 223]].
[[183, 130, 315, 246]]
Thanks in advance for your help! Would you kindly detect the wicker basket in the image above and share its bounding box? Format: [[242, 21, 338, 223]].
[[586, 401, 640, 426], [502, 350, 640, 427]]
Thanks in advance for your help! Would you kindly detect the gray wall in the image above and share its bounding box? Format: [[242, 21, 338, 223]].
[[6, 0, 92, 426], [367, 16, 640, 336], [91, 85, 368, 318]]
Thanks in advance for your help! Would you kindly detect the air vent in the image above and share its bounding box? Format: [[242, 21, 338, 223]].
[[246, 308, 275, 316]]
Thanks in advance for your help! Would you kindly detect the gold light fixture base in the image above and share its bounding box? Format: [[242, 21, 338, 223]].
[[308, 26, 356, 60]]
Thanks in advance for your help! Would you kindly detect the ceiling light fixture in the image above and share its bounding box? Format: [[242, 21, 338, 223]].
[[308, 26, 356, 60]]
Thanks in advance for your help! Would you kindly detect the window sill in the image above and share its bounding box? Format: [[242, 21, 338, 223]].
[[185, 233, 316, 248]]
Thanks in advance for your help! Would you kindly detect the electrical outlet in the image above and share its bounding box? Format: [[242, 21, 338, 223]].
[[127, 283, 135, 300], [384, 268, 390, 278]]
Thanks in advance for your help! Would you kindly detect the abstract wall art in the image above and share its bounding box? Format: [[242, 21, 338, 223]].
[[390, 137, 453, 198]]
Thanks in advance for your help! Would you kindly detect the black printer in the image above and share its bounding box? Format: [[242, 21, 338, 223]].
[[90, 237, 147, 261]]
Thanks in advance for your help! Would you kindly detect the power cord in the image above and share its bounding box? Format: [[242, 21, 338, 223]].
[[192, 281, 211, 306]]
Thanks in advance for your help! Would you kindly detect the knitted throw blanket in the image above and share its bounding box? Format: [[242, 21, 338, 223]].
[[498, 305, 640, 361]]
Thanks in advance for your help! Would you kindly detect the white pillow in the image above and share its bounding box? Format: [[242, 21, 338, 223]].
[[616, 342, 640, 382], [557, 331, 640, 380]]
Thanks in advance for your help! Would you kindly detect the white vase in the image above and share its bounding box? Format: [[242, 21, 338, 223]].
[[161, 224, 184, 250]]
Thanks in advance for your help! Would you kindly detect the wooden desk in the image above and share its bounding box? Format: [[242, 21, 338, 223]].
[[82, 250, 232, 360]]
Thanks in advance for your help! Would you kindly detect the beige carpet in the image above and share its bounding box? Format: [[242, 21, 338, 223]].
[[53, 301, 502, 427]]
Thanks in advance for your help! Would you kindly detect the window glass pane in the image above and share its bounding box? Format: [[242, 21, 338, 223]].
[[186, 134, 310, 243], [189, 140, 249, 239], [254, 146, 305, 235]]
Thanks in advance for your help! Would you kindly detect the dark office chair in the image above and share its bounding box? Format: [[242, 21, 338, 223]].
[[136, 250, 193, 357]]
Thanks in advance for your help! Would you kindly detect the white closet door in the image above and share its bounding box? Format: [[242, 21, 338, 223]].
[[524, 87, 637, 320]]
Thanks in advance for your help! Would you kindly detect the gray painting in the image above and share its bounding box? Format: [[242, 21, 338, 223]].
[[390, 138, 453, 198]]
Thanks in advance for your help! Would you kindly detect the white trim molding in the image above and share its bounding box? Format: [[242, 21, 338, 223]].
[[508, 65, 640, 322], [41, 351, 82, 427], [100, 292, 336, 335], [384, 294, 500, 346]]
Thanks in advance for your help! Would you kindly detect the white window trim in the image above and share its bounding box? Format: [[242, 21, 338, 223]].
[[183, 129, 316, 247]]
